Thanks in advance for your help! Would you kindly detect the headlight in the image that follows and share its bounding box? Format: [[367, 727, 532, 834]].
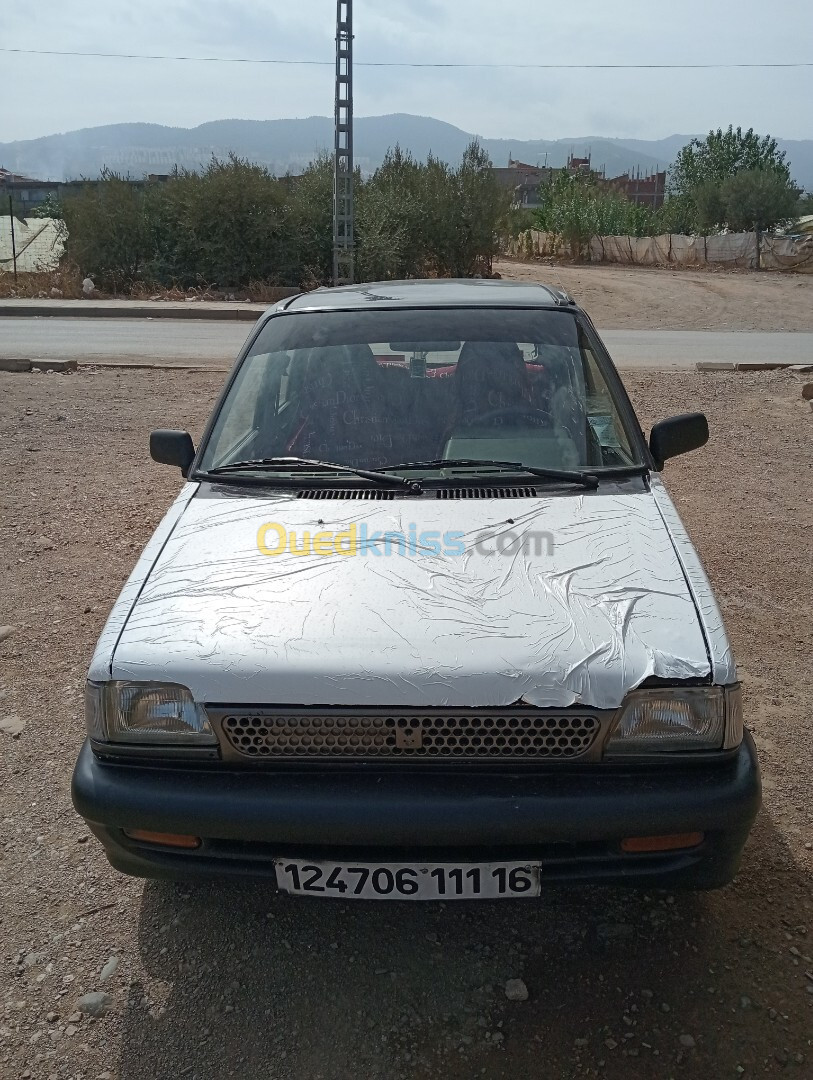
[[85, 681, 216, 745], [605, 687, 740, 755]]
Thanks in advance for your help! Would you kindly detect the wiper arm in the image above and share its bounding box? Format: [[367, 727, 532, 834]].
[[385, 458, 600, 490], [202, 456, 422, 494]]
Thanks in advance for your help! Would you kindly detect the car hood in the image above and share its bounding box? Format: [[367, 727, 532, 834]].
[[110, 484, 711, 710]]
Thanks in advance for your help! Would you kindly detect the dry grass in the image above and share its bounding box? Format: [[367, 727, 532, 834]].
[[0, 264, 84, 299], [0, 268, 300, 304]]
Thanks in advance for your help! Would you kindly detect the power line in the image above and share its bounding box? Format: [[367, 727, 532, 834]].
[[2, 46, 813, 70]]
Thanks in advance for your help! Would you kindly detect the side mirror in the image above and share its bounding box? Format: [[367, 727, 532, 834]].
[[649, 413, 708, 469], [150, 430, 196, 476]]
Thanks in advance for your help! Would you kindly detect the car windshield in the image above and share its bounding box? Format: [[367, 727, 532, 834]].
[[198, 307, 642, 476]]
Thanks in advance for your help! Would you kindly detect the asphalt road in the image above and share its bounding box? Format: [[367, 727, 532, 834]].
[[1, 317, 812, 369]]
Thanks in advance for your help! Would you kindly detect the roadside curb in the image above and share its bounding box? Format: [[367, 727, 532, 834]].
[[0, 358, 78, 373], [80, 362, 231, 373], [696, 361, 813, 373], [0, 303, 267, 322], [0, 358, 230, 374]]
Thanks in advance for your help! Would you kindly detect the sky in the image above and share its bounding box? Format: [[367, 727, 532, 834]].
[[3, 0, 812, 144]]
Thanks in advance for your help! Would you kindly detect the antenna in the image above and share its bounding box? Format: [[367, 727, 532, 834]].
[[333, 0, 354, 286]]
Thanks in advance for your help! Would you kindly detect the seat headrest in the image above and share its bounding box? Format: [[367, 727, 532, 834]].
[[455, 341, 529, 408]]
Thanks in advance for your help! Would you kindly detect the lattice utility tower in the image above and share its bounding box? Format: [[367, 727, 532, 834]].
[[333, 0, 354, 286]]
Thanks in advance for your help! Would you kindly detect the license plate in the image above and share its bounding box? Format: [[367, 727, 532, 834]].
[[274, 860, 541, 899]]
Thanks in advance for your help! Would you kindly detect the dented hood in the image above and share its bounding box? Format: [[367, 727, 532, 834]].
[[110, 485, 711, 709]]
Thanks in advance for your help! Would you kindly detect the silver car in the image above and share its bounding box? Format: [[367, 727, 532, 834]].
[[72, 279, 760, 896]]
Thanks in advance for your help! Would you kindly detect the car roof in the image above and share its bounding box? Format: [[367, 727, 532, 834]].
[[281, 278, 577, 313]]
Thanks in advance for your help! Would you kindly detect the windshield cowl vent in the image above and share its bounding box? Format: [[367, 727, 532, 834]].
[[297, 489, 398, 500], [436, 487, 538, 499]]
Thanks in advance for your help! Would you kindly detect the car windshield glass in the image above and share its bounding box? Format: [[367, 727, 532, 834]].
[[197, 307, 642, 476]]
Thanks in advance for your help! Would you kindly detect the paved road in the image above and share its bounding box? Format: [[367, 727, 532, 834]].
[[1, 317, 812, 369], [0, 317, 251, 367]]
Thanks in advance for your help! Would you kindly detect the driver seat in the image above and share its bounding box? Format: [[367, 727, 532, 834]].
[[454, 341, 531, 423]]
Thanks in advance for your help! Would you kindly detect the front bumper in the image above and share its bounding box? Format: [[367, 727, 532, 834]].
[[71, 733, 761, 890]]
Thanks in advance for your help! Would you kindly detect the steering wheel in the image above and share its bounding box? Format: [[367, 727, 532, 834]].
[[462, 405, 553, 428]]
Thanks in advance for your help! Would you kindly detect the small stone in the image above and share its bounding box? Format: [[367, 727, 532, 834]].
[[0, 714, 25, 737], [660, 1002, 671, 1013], [740, 996, 752, 1009], [640, 989, 654, 1000], [32, 536, 56, 551], [77, 991, 113, 1017], [574, 1038, 589, 1047], [66, 1024, 78, 1036], [679, 1035, 696, 1048], [99, 957, 119, 983], [802, 383, 813, 401], [46, 1011, 58, 1022], [0, 625, 15, 643], [67, 1012, 81, 1023], [605, 1038, 618, 1050], [504, 979, 529, 1002]]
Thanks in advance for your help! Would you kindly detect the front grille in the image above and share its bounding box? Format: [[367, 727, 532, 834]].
[[295, 487, 538, 500], [435, 487, 537, 499], [297, 489, 398, 500], [217, 709, 603, 762]]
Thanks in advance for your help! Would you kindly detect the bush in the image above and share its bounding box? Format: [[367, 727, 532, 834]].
[[61, 169, 151, 291], [56, 143, 509, 290]]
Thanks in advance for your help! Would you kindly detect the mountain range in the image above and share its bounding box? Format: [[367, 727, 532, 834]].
[[2, 114, 811, 189]]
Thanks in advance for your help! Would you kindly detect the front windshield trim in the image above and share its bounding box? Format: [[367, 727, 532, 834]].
[[190, 304, 651, 483]]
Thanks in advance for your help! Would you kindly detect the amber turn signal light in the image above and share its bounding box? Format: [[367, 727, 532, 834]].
[[124, 829, 201, 849], [620, 832, 704, 853]]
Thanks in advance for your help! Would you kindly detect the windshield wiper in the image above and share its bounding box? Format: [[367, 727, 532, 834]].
[[202, 456, 423, 494], [385, 458, 600, 490]]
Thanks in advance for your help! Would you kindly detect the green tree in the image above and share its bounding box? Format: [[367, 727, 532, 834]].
[[670, 126, 791, 199], [693, 181, 728, 235], [655, 192, 700, 235], [356, 140, 507, 280], [534, 172, 599, 260], [454, 140, 510, 275], [356, 146, 427, 280], [146, 155, 291, 288], [31, 194, 64, 220], [285, 156, 337, 286], [720, 169, 799, 234], [61, 170, 151, 290]]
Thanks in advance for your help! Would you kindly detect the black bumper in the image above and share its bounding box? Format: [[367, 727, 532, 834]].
[[71, 733, 761, 890]]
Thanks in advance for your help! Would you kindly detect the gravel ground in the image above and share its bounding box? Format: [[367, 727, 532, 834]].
[[496, 258, 813, 332], [0, 365, 811, 1080]]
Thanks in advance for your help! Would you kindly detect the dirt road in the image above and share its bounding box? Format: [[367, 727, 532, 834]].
[[0, 367, 811, 1080], [496, 258, 813, 332]]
